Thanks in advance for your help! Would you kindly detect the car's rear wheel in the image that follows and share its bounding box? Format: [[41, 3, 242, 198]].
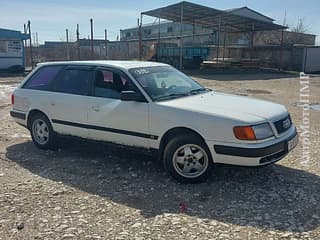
[[30, 113, 56, 149], [163, 134, 212, 183]]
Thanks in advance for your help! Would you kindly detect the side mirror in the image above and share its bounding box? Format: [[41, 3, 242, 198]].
[[120, 91, 145, 102]]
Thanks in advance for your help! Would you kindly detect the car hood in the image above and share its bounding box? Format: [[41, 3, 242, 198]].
[[156, 91, 287, 123]]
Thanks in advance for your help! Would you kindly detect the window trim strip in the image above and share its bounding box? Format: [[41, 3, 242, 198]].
[[52, 119, 158, 140]]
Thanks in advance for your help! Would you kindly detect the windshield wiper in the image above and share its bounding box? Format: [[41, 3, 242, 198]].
[[154, 93, 190, 101], [190, 88, 209, 95]]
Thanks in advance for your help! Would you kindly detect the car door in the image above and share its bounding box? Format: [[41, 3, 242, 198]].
[[86, 68, 150, 148], [47, 65, 94, 138]]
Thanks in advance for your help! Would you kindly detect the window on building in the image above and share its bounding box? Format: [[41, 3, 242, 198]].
[[125, 32, 131, 38], [8, 41, 21, 52], [145, 29, 151, 36], [23, 66, 62, 90], [167, 27, 173, 33], [0, 41, 7, 53]]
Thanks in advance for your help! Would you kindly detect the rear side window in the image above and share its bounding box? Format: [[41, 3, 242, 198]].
[[51, 68, 92, 96], [23, 66, 62, 90]]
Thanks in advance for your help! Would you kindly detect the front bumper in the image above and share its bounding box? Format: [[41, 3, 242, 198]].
[[208, 126, 298, 166]]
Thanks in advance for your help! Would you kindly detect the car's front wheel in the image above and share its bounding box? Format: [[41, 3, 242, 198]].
[[163, 134, 213, 183], [30, 113, 56, 149]]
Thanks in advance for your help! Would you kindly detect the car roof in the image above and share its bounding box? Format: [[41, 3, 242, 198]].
[[37, 60, 169, 70]]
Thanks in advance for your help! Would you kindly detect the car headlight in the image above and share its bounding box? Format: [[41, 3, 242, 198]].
[[233, 123, 274, 140]]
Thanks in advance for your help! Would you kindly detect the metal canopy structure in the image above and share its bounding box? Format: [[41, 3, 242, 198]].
[[139, 1, 287, 68], [141, 1, 286, 33]]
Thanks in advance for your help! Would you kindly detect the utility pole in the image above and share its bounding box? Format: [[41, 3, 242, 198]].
[[32, 32, 36, 47], [158, 14, 161, 53], [27, 20, 34, 69], [66, 29, 70, 60], [76, 24, 80, 60], [179, 4, 184, 70], [216, 16, 221, 64], [104, 29, 108, 58], [90, 18, 94, 59], [23, 23, 27, 69], [139, 14, 143, 60], [36, 32, 39, 47]]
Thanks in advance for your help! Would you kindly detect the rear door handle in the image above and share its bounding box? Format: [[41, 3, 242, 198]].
[[92, 106, 100, 112], [50, 101, 56, 106]]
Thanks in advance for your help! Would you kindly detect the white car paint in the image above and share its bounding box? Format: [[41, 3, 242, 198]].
[[150, 91, 288, 143], [11, 60, 298, 167], [86, 96, 149, 147]]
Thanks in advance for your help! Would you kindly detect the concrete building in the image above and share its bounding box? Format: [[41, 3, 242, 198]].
[[0, 28, 29, 71]]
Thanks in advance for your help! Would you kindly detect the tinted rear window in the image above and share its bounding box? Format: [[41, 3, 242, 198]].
[[23, 66, 62, 90], [51, 69, 92, 96]]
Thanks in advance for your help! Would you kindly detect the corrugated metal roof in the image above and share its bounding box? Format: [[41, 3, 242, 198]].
[[0, 28, 29, 40], [142, 1, 286, 32], [227, 7, 274, 23]]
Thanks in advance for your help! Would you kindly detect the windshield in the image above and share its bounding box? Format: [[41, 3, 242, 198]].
[[129, 66, 209, 101]]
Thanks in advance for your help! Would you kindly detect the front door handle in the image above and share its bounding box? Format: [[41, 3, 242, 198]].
[[92, 106, 100, 112], [50, 101, 56, 106]]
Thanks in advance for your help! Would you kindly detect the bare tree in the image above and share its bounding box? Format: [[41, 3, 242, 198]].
[[291, 18, 309, 33]]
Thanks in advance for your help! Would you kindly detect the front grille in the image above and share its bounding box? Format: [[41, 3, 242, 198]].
[[273, 115, 292, 135]]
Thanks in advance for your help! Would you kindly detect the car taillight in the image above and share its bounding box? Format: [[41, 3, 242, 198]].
[[11, 94, 14, 105]]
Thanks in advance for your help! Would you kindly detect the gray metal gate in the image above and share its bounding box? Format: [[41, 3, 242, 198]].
[[302, 47, 320, 73]]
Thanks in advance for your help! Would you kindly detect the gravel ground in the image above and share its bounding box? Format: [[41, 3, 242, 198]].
[[0, 71, 319, 240]]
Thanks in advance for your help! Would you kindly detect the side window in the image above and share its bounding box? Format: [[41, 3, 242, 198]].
[[23, 66, 62, 90], [94, 70, 134, 99], [52, 68, 92, 96]]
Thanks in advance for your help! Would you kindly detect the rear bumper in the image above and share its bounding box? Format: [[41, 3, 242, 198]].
[[208, 126, 298, 166], [10, 110, 28, 127], [10, 111, 26, 120]]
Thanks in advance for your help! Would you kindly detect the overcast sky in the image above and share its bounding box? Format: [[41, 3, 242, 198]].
[[1, 0, 319, 44]]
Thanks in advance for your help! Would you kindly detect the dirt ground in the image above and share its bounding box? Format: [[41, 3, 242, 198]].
[[0, 71, 319, 240]]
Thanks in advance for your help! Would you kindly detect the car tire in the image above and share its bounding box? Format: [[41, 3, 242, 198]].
[[163, 134, 213, 183], [30, 113, 56, 150]]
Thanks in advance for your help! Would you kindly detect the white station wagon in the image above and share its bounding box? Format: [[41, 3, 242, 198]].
[[11, 61, 298, 182]]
